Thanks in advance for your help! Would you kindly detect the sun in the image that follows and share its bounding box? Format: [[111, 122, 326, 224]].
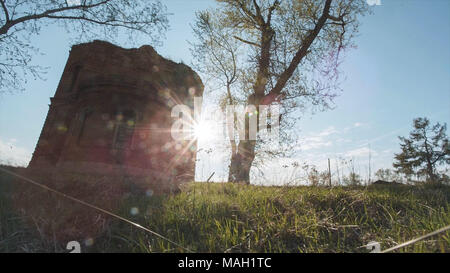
[[193, 121, 214, 142]]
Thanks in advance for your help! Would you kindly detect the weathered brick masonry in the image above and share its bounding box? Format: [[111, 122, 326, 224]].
[[29, 40, 203, 192]]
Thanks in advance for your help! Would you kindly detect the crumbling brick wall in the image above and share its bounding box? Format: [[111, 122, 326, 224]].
[[29, 40, 203, 191]]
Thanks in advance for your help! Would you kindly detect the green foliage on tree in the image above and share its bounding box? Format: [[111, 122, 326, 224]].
[[191, 0, 370, 183]]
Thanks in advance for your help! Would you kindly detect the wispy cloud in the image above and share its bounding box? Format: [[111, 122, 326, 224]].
[[0, 138, 32, 167], [342, 121, 367, 133], [301, 140, 333, 151], [298, 126, 338, 151], [364, 127, 404, 145], [344, 147, 378, 158], [318, 126, 339, 136]]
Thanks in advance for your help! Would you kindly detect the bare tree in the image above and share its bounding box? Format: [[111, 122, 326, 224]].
[[192, 0, 369, 183], [0, 0, 169, 94]]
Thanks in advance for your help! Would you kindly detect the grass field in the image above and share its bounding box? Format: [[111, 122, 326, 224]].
[[0, 167, 449, 253]]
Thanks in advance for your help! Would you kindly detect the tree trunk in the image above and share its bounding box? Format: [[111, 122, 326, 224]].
[[227, 139, 237, 182], [228, 94, 259, 184], [423, 131, 436, 182], [228, 26, 273, 184], [229, 139, 256, 184]]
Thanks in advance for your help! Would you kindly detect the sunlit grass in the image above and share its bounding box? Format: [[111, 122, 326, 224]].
[[1, 168, 449, 253]]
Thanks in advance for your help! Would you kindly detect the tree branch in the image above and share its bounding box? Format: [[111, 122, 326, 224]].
[[0, 0, 9, 22], [252, 0, 265, 25], [0, 0, 110, 35], [327, 14, 344, 22], [233, 35, 260, 47], [269, 0, 333, 96], [267, 0, 280, 26]]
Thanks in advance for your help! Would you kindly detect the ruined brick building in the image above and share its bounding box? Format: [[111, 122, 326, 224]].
[[28, 40, 203, 190]]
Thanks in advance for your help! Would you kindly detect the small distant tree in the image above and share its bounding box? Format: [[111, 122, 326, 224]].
[[393, 117, 450, 183], [307, 165, 320, 186], [319, 170, 331, 186], [303, 164, 332, 186], [343, 172, 361, 186], [374, 168, 401, 182]]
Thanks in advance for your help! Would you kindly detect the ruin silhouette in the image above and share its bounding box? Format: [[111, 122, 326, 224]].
[[29, 40, 203, 192]]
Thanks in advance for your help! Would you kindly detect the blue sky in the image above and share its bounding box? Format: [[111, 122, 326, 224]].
[[0, 0, 449, 184]]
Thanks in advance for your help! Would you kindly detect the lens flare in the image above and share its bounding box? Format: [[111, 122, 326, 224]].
[[193, 121, 213, 142]]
